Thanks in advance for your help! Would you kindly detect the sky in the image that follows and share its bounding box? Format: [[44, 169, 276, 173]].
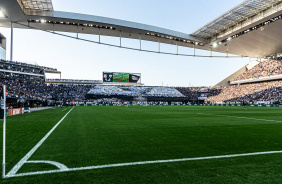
[[0, 0, 251, 87]]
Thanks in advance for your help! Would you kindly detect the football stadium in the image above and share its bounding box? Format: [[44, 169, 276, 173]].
[[1, 0, 282, 183]]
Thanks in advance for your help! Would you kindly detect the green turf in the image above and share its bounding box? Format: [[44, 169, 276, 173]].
[[1, 106, 282, 183]]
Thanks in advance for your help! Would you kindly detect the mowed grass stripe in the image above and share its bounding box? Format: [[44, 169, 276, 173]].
[[18, 106, 282, 171]]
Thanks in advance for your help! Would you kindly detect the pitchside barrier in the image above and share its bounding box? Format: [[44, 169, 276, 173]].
[[75, 103, 279, 107], [8, 107, 31, 117]]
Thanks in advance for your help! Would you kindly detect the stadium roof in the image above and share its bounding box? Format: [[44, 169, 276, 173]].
[[0, 0, 281, 58], [192, 0, 282, 39], [19, 0, 54, 12]]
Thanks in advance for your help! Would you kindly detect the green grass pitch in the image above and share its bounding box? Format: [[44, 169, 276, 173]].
[[1, 106, 282, 183]]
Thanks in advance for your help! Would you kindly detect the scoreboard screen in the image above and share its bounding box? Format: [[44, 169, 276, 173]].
[[113, 73, 129, 82], [103, 72, 141, 83]]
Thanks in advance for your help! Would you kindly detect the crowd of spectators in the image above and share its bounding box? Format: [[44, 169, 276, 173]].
[[174, 87, 201, 102], [205, 81, 282, 103], [81, 98, 131, 105], [233, 58, 282, 81], [0, 59, 46, 82], [0, 72, 44, 82], [1, 57, 282, 106], [0, 80, 50, 108], [2, 77, 282, 106], [0, 79, 94, 106], [1, 78, 190, 107], [204, 58, 282, 104], [44, 84, 93, 103]]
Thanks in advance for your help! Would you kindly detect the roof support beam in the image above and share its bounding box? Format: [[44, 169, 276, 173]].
[[230, 11, 245, 18], [206, 26, 219, 31], [222, 17, 236, 24]]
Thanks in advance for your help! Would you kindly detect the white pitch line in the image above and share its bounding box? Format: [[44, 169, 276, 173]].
[[25, 160, 69, 171], [61, 107, 70, 112], [6, 107, 74, 178], [197, 113, 282, 123], [8, 150, 282, 178]]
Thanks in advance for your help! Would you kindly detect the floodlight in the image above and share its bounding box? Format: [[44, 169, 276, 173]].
[[0, 9, 6, 18], [213, 42, 218, 47]]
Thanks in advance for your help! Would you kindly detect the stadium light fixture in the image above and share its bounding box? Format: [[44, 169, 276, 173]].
[[0, 9, 7, 18], [213, 42, 218, 48], [40, 19, 46, 23]]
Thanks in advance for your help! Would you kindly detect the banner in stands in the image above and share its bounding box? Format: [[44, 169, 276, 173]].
[[103, 72, 141, 83]]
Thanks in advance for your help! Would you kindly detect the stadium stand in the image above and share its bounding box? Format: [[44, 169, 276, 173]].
[[0, 59, 60, 83], [45, 78, 102, 84], [205, 81, 282, 104], [174, 87, 200, 102], [1, 59, 282, 106], [231, 58, 282, 84], [205, 59, 282, 104], [1, 79, 191, 107], [86, 85, 188, 102], [1, 57, 282, 107], [0, 60, 191, 107]]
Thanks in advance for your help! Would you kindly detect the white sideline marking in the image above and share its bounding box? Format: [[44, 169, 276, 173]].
[[6, 107, 74, 178], [7, 150, 282, 178], [25, 160, 69, 171], [197, 113, 282, 123]]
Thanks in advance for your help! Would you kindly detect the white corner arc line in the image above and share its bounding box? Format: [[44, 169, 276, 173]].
[[25, 160, 69, 171], [6, 107, 74, 177], [8, 150, 282, 178]]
